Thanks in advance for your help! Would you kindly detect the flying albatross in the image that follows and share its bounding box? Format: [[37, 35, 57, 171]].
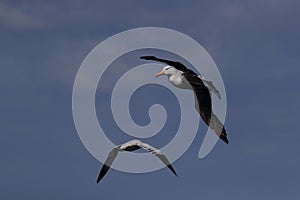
[[96, 139, 177, 183], [140, 56, 229, 144]]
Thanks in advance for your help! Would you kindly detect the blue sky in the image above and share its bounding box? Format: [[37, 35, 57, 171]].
[[1, 0, 299, 199]]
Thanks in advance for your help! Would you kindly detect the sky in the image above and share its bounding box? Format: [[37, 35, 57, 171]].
[[1, 0, 300, 199]]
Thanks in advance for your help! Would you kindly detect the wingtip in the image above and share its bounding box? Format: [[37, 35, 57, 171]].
[[96, 165, 111, 184], [220, 135, 229, 144], [222, 136, 229, 144], [167, 164, 178, 177], [139, 56, 148, 60], [220, 127, 229, 144], [96, 176, 103, 184], [140, 55, 157, 60]]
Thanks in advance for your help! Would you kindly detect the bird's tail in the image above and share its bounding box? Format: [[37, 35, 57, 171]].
[[210, 113, 229, 144]]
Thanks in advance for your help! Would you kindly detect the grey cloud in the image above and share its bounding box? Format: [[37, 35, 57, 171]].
[[1, 0, 300, 199], [0, 2, 43, 29]]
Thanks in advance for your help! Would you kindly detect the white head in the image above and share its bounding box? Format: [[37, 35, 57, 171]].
[[155, 65, 177, 78]]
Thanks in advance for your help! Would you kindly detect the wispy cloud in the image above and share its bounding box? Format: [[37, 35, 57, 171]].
[[0, 2, 43, 29]]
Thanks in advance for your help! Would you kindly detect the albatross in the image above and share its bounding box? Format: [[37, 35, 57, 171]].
[[96, 139, 177, 183], [140, 56, 229, 144]]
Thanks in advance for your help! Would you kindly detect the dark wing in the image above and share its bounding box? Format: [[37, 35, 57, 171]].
[[156, 154, 178, 177], [137, 141, 178, 176], [140, 56, 197, 75], [140, 56, 222, 99], [210, 113, 229, 144], [140, 56, 228, 143], [96, 148, 119, 183], [183, 72, 229, 144]]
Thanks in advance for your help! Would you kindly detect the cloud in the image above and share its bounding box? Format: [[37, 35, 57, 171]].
[[0, 2, 43, 29], [1, 1, 300, 199]]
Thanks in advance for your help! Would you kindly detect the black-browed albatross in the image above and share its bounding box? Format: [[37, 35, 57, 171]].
[[96, 139, 177, 183], [140, 56, 229, 144]]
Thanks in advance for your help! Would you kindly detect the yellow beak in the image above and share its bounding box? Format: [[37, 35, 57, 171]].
[[155, 70, 165, 78]]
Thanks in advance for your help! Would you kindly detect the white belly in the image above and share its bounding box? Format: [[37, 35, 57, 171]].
[[169, 75, 192, 90]]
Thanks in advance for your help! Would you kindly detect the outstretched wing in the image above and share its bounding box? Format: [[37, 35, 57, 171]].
[[140, 56, 197, 75], [137, 141, 178, 176], [96, 148, 119, 183], [183, 72, 229, 144], [140, 56, 228, 143], [140, 56, 221, 99], [184, 72, 212, 117]]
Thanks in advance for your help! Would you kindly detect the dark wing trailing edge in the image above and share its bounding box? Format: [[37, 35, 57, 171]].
[[96, 148, 119, 183], [140, 56, 197, 75], [96, 140, 177, 184], [210, 113, 229, 144], [141, 55, 222, 99], [140, 56, 229, 144], [183, 72, 229, 144], [156, 154, 178, 176], [183, 72, 212, 117], [137, 141, 178, 176]]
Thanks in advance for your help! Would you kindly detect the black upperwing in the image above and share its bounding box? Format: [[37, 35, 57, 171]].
[[140, 56, 229, 144], [140, 56, 197, 75], [137, 141, 178, 177], [183, 71, 212, 122], [96, 148, 119, 183], [156, 154, 178, 176], [183, 72, 229, 144]]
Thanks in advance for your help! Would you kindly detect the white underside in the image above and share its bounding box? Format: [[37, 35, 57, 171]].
[[168, 73, 192, 90], [168, 72, 221, 100]]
